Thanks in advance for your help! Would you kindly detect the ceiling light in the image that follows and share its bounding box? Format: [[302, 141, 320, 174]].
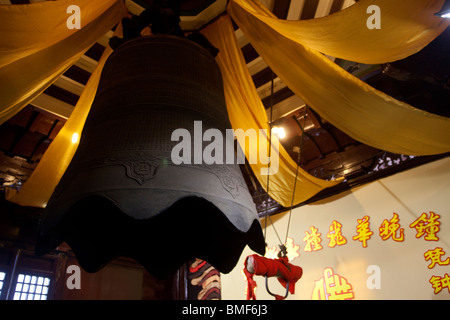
[[272, 126, 286, 139], [435, 0, 450, 18]]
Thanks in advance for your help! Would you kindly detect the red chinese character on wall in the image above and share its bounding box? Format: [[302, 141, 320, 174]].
[[424, 247, 450, 269], [353, 215, 373, 248], [326, 220, 347, 248], [429, 274, 450, 294], [264, 237, 301, 262], [285, 237, 301, 261], [303, 226, 323, 252], [410, 211, 441, 241], [311, 267, 355, 300], [264, 245, 279, 260], [379, 213, 404, 242]]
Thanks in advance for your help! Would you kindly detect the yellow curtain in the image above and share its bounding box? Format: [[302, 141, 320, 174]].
[[0, 0, 126, 125], [4, 5, 127, 208], [231, 0, 450, 64], [202, 15, 342, 208], [5, 38, 118, 208], [229, 0, 450, 156]]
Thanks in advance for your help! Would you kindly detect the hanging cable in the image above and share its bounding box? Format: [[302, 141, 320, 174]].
[[263, 71, 284, 248], [245, 77, 307, 301], [263, 71, 274, 242], [284, 105, 309, 245]]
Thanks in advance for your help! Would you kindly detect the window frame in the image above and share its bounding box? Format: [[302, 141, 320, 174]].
[[10, 270, 53, 300], [0, 248, 57, 300], [0, 270, 8, 300]]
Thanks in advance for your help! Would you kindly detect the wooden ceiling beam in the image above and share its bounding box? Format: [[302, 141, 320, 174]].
[[315, 0, 334, 18], [96, 30, 115, 48], [262, 86, 295, 108], [53, 75, 85, 96], [74, 54, 98, 74], [341, 0, 356, 9], [287, 0, 306, 20], [266, 95, 306, 121], [330, 0, 345, 14], [63, 65, 91, 85], [43, 85, 79, 107], [301, 0, 320, 19], [234, 28, 249, 48], [84, 42, 106, 62], [29, 94, 74, 120], [257, 76, 285, 100], [247, 56, 268, 76], [252, 67, 274, 88], [241, 43, 260, 64], [272, 0, 291, 19]]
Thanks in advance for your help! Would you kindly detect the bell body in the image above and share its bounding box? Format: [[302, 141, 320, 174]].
[[37, 35, 265, 277]]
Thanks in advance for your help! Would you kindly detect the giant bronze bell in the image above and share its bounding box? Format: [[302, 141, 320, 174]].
[[36, 35, 265, 278]]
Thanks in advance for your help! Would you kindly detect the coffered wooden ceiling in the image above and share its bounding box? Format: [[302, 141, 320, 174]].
[[1, 0, 449, 215]]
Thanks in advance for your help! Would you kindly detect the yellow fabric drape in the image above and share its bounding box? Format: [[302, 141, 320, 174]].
[[232, 0, 450, 64], [0, 0, 126, 125], [4, 5, 127, 208], [202, 15, 342, 208], [5, 39, 117, 208], [229, 0, 450, 156]]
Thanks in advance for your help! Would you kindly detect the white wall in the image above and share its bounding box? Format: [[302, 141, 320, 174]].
[[221, 157, 450, 300]]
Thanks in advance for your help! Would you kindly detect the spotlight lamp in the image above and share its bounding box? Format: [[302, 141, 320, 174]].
[[435, 0, 450, 18], [272, 126, 286, 139]]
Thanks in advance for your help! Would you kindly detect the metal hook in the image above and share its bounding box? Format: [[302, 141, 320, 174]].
[[265, 275, 290, 299]]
